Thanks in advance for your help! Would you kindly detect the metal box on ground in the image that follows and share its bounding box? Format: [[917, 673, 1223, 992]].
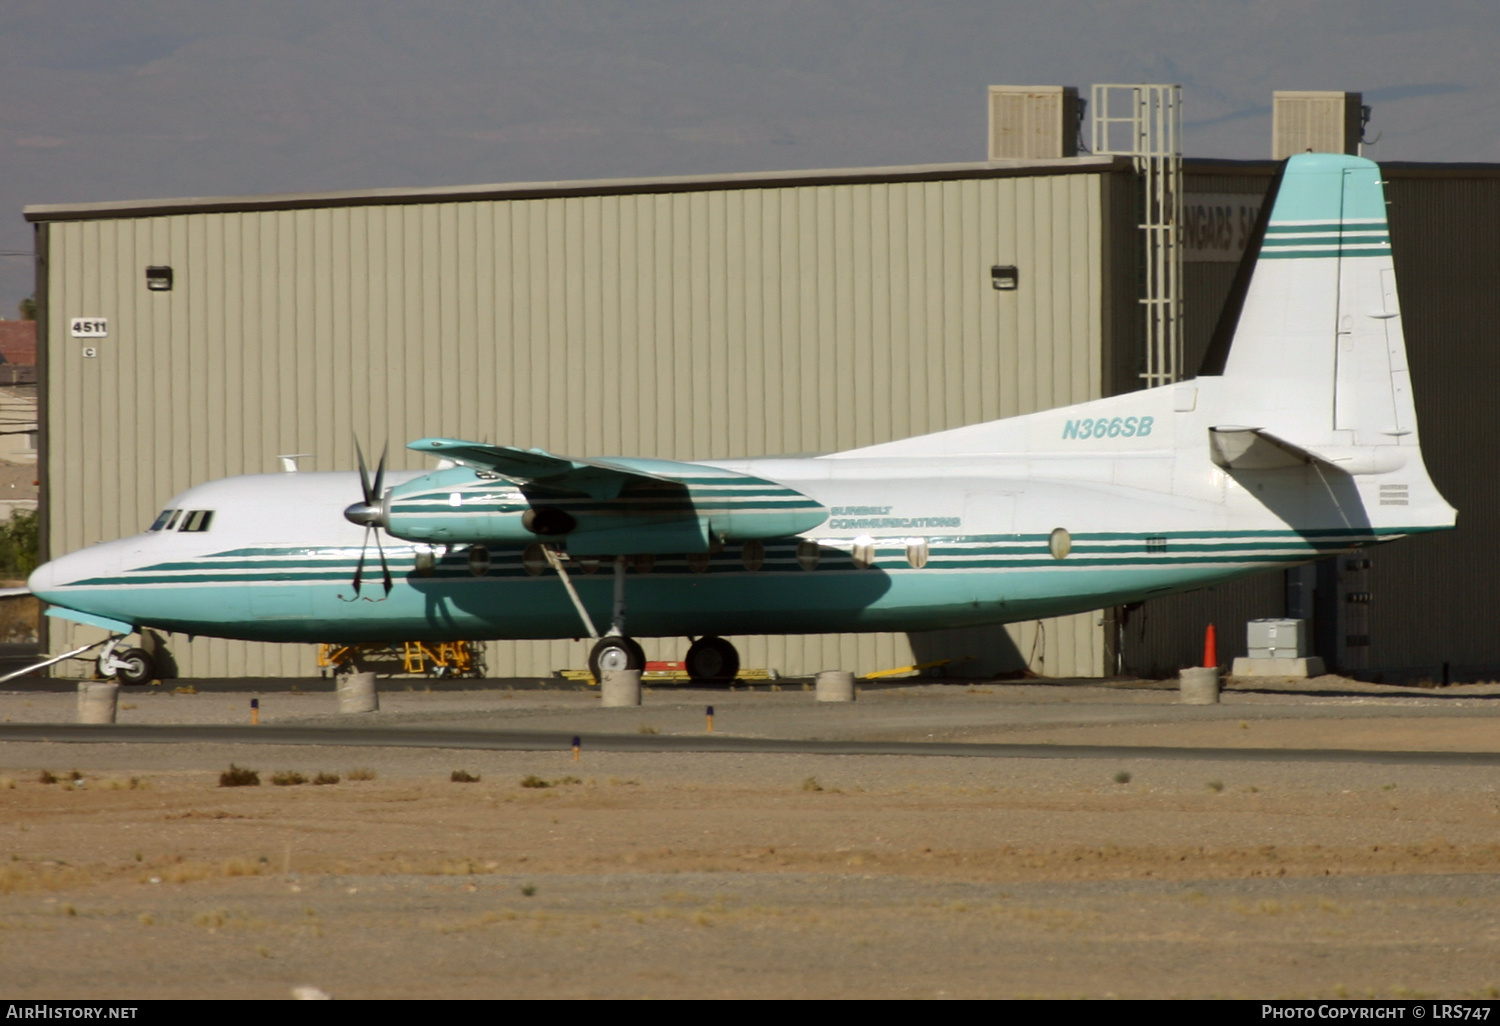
[[1235, 617, 1323, 678], [1247, 618, 1308, 658]]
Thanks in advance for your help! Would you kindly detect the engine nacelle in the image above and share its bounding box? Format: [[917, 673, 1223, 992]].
[[375, 465, 827, 554]]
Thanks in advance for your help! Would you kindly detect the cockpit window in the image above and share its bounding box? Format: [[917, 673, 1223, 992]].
[[165, 510, 183, 530], [148, 509, 177, 532], [179, 510, 215, 532]]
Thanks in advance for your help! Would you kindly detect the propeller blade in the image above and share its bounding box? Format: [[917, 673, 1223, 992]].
[[372, 443, 388, 509], [373, 525, 393, 596], [349, 526, 370, 598], [355, 439, 374, 507]]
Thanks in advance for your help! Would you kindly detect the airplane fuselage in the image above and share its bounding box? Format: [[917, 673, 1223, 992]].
[[29, 379, 1440, 646]]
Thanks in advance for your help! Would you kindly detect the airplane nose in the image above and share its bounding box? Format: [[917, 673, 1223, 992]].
[[27, 546, 110, 602], [27, 559, 57, 597]]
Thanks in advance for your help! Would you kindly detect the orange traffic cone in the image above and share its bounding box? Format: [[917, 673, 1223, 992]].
[[1203, 623, 1218, 669]]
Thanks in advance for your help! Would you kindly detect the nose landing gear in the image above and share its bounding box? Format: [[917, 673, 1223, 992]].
[[98, 637, 156, 685]]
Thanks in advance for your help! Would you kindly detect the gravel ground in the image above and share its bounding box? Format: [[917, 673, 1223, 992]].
[[2, 675, 1499, 999]]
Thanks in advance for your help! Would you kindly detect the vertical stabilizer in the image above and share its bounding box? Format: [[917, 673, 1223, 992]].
[[1212, 153, 1415, 452]]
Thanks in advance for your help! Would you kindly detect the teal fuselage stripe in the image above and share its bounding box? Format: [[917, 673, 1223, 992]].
[[41, 527, 1430, 644]]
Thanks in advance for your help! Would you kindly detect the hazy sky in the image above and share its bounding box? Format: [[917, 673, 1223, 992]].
[[3, 1, 1497, 313]]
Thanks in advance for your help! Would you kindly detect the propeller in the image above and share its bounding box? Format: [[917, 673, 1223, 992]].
[[341, 441, 393, 601]]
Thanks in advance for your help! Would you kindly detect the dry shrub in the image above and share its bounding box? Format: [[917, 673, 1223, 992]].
[[801, 777, 823, 792], [0, 777, 15, 790], [518, 774, 581, 788], [221, 858, 261, 878], [219, 765, 259, 788], [37, 769, 56, 785], [162, 862, 215, 884], [451, 770, 481, 783], [0, 863, 93, 894], [312, 772, 340, 786], [346, 768, 376, 781], [271, 771, 307, 787]]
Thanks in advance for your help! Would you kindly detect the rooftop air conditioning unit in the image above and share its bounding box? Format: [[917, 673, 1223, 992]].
[[1272, 91, 1364, 160], [988, 86, 1080, 160]]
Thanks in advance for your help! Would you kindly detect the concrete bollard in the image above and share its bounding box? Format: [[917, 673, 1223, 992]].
[[600, 668, 642, 707], [1179, 666, 1220, 705], [77, 682, 119, 724], [336, 671, 379, 713], [815, 670, 856, 703]]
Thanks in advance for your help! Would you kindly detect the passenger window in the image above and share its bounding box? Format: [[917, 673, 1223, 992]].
[[179, 510, 215, 532], [148, 509, 177, 532], [906, 538, 929, 569], [850, 536, 876, 570]]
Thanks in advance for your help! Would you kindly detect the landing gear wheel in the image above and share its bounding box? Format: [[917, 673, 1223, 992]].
[[108, 648, 156, 686], [685, 636, 739, 684], [589, 635, 645, 684]]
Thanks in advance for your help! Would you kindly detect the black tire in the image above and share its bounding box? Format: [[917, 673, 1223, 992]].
[[685, 636, 739, 684], [589, 635, 646, 683], [112, 647, 156, 686]]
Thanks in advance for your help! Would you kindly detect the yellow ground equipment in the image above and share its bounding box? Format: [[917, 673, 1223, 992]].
[[317, 641, 483, 679], [559, 662, 779, 684]]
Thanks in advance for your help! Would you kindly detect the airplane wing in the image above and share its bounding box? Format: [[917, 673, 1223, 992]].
[[409, 438, 674, 500], [400, 437, 829, 549]]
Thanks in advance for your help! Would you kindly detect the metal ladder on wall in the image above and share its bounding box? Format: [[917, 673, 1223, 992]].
[[1092, 84, 1184, 389]]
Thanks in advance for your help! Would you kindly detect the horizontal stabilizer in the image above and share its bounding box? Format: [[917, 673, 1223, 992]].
[[1208, 427, 1327, 471]]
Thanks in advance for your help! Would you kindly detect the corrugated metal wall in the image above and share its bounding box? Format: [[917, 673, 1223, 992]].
[[39, 166, 1126, 679], [1123, 163, 1500, 682], [1368, 169, 1500, 681]]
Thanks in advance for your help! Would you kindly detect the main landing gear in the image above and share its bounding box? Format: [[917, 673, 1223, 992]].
[[584, 555, 646, 683], [589, 633, 740, 684], [589, 635, 646, 680], [684, 636, 739, 684], [553, 552, 741, 685]]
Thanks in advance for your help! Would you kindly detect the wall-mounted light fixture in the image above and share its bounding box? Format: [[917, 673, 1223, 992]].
[[991, 265, 1019, 291], [145, 266, 173, 291]]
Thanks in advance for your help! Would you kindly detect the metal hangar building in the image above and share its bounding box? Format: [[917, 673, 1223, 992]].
[[23, 87, 1500, 683]]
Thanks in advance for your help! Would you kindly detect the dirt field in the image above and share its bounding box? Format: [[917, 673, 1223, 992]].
[[3, 676, 1500, 999]]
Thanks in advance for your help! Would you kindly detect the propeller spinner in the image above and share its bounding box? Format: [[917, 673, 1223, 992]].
[[341, 441, 393, 600]]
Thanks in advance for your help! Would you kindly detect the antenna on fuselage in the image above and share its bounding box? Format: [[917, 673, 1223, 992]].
[[277, 453, 314, 473]]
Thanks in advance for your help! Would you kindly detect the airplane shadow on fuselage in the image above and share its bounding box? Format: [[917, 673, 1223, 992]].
[[400, 541, 905, 640], [1227, 463, 1373, 540]]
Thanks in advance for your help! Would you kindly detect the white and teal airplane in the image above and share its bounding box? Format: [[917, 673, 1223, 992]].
[[25, 154, 1456, 685]]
